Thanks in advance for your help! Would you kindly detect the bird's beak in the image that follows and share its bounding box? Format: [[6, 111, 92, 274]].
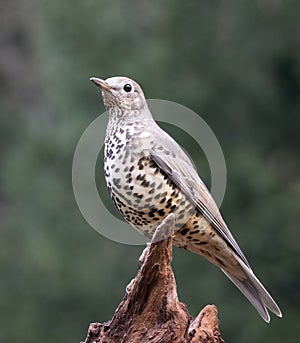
[[90, 77, 112, 92]]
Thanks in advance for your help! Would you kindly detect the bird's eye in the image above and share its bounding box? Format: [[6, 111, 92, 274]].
[[123, 83, 132, 93]]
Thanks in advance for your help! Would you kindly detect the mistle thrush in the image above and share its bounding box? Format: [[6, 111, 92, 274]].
[[90, 76, 282, 322]]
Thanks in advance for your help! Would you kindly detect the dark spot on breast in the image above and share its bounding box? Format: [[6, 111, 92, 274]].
[[180, 228, 189, 235], [116, 143, 124, 150], [112, 178, 121, 189], [136, 174, 145, 181], [141, 179, 150, 187], [166, 178, 174, 186], [154, 193, 161, 200], [158, 209, 165, 216], [133, 193, 143, 199], [165, 202, 172, 209], [106, 148, 113, 158], [157, 183, 163, 190], [177, 213, 185, 220], [170, 205, 177, 211]]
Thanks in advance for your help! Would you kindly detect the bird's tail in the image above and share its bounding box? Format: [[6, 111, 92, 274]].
[[222, 258, 282, 322]]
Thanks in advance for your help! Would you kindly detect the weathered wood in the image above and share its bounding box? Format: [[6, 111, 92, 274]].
[[82, 214, 224, 343]]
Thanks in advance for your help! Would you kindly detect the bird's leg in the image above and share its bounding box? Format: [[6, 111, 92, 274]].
[[138, 213, 176, 269], [151, 213, 176, 243]]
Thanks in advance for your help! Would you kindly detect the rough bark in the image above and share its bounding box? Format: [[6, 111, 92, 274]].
[[81, 214, 224, 343]]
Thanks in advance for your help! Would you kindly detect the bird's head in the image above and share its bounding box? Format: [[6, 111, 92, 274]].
[[90, 76, 149, 116]]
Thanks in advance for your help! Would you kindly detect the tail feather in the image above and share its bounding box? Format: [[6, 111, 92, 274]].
[[222, 258, 282, 323]]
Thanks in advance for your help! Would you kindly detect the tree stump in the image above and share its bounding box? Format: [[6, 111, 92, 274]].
[[81, 214, 224, 343]]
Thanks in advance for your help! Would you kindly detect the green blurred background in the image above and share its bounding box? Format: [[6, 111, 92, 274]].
[[1, 0, 299, 342]]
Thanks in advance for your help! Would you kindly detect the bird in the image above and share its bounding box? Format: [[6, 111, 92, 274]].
[[90, 75, 282, 322]]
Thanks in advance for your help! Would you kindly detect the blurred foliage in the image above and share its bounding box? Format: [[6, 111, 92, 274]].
[[0, 0, 299, 342]]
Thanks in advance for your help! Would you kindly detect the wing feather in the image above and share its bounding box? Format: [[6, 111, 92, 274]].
[[150, 126, 250, 268]]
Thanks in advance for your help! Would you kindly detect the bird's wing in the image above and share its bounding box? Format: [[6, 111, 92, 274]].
[[150, 125, 250, 268]]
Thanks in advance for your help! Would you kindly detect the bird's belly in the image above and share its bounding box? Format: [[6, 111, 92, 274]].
[[105, 154, 195, 238]]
